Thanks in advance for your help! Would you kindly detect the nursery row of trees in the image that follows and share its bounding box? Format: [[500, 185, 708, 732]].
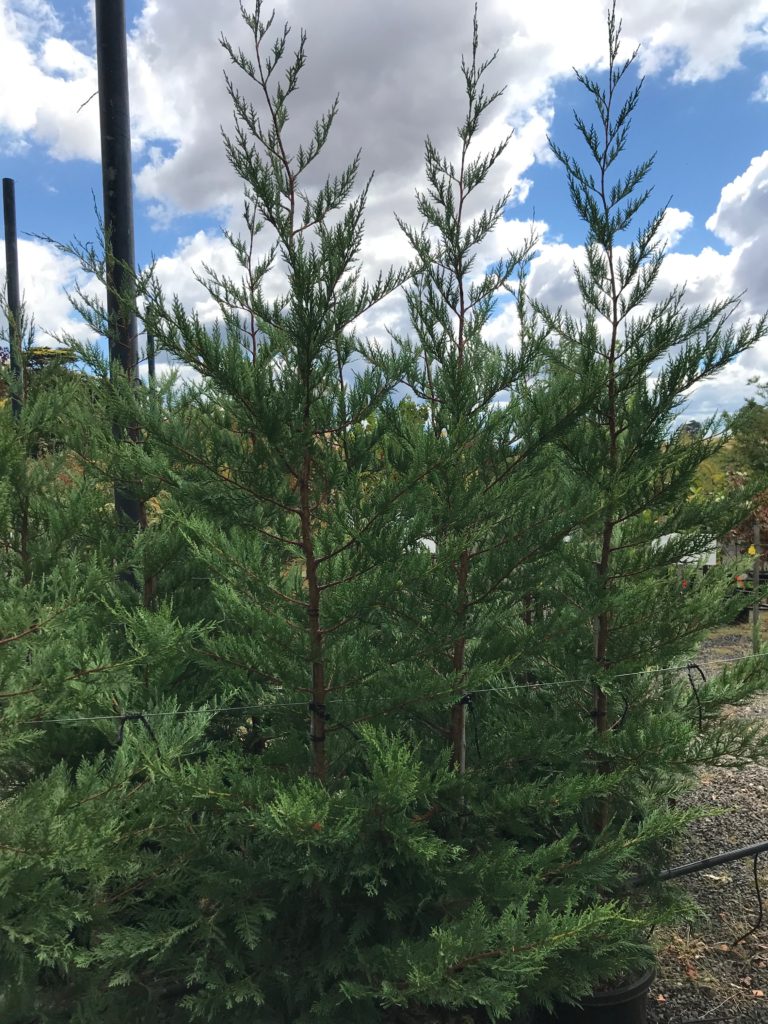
[[1, 5, 767, 1022]]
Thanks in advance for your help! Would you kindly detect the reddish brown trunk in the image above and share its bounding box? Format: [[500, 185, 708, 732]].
[[592, 493, 615, 831], [450, 549, 470, 772], [450, 701, 467, 774], [299, 453, 326, 781], [592, 519, 613, 732], [19, 499, 30, 585]]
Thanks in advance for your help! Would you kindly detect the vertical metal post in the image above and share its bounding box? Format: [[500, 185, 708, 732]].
[[95, 0, 142, 528], [2, 178, 22, 420], [146, 332, 156, 382], [143, 325, 157, 608], [753, 520, 761, 655]]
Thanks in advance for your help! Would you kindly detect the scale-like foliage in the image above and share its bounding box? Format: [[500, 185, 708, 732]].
[[1, 6, 766, 1024], [533, 5, 768, 895]]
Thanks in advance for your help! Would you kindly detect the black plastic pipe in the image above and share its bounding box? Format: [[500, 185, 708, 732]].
[[2, 178, 22, 420], [631, 838, 768, 888], [657, 838, 768, 882]]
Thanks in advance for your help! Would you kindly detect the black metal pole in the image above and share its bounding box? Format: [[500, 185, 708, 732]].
[[95, 0, 142, 529], [146, 332, 156, 382], [2, 178, 22, 420]]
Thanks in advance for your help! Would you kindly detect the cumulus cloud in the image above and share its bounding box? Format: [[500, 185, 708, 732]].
[[0, 0, 100, 159], [682, 359, 763, 420], [658, 207, 694, 250], [152, 229, 240, 323], [657, 247, 739, 307], [129, 0, 563, 241], [0, 237, 100, 344], [626, 0, 768, 82], [5, 0, 768, 418], [706, 151, 768, 248], [6, 0, 763, 216], [527, 240, 585, 313], [127, 0, 768, 231], [705, 152, 768, 314], [0, 0, 219, 163]]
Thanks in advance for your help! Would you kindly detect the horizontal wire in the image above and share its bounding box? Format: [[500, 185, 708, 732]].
[[16, 701, 309, 727], [537, 648, 768, 687], [6, 647, 768, 729]]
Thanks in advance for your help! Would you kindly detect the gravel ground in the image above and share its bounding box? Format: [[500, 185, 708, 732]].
[[647, 622, 768, 1024]]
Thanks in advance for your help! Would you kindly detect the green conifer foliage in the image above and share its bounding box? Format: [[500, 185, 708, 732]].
[[0, 318, 118, 777], [383, 10, 594, 778], [535, 8, 768, 849], [2, 6, 767, 1024], [142, 0, 419, 785]]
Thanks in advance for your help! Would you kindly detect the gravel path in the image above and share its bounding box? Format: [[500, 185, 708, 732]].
[[647, 624, 768, 1024]]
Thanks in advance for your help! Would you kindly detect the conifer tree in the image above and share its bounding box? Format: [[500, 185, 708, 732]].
[[727, 391, 768, 479], [383, 10, 592, 777], [535, 7, 768, 864], [138, 2, 417, 784], [4, 6, 761, 1023], [0, 314, 116, 777]]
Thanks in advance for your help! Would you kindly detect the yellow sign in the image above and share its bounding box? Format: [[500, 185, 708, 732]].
[[748, 544, 757, 556]]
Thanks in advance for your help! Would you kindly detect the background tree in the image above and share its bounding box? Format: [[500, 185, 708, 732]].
[[726, 388, 768, 479]]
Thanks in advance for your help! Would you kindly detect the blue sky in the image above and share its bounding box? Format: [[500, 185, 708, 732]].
[[533, 51, 768, 255], [2, 0, 768, 417]]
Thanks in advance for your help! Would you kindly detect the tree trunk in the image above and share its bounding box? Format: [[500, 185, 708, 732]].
[[299, 453, 326, 781], [450, 549, 470, 772]]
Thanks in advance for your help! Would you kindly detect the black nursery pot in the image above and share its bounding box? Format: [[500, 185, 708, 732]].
[[538, 968, 655, 1024]]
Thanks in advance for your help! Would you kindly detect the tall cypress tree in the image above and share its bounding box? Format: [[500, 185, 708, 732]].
[[382, 10, 597, 782], [535, 6, 768, 870], [5, 6, 764, 1024], [141, 3, 414, 784]]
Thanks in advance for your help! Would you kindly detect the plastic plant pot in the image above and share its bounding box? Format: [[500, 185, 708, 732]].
[[538, 968, 655, 1024]]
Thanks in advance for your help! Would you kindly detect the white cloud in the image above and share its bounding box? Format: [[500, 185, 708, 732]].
[[0, 0, 99, 159], [0, 0, 764, 188], [706, 151, 768, 247], [0, 237, 100, 344], [483, 297, 523, 350], [4, 0, 768, 419], [657, 247, 739, 307], [754, 71, 768, 100], [135, 0, 760, 228], [152, 230, 238, 323], [659, 207, 694, 250], [4, 0, 761, 214], [7, 0, 60, 43], [682, 359, 762, 420], [626, 0, 768, 82], [704, 152, 768, 315], [41, 35, 92, 78], [528, 240, 585, 313]]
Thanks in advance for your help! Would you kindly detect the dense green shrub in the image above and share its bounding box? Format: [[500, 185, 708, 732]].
[[1, 6, 766, 1023]]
